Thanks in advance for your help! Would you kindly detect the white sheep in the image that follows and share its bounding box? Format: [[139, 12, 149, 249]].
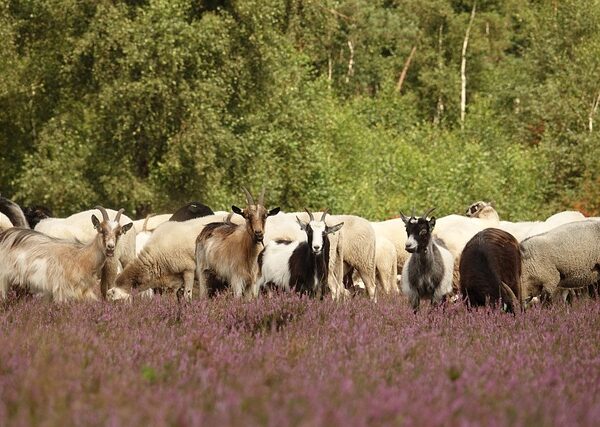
[[520, 220, 600, 303], [108, 213, 230, 300]]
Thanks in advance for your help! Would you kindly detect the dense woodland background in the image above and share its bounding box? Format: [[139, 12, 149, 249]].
[[1, 0, 599, 220]]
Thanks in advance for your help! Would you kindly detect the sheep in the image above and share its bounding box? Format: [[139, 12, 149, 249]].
[[107, 212, 231, 301], [35, 207, 137, 298], [400, 208, 454, 312], [520, 220, 600, 304], [466, 201, 587, 241], [132, 214, 172, 234], [370, 219, 408, 275], [135, 214, 155, 256], [169, 201, 214, 222], [346, 236, 399, 295], [459, 228, 522, 313], [253, 210, 343, 298], [0, 195, 29, 228], [0, 206, 133, 301], [195, 187, 280, 299]]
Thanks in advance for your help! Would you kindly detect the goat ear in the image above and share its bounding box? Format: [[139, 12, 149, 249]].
[[326, 222, 344, 234], [91, 215, 101, 230], [232, 205, 243, 215], [268, 207, 280, 216], [296, 216, 307, 231], [429, 217, 436, 229], [121, 222, 133, 234]]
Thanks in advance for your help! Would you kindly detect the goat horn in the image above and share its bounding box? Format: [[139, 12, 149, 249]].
[[500, 281, 522, 314], [304, 208, 314, 222], [142, 213, 155, 232], [242, 187, 255, 205], [320, 209, 329, 222], [411, 207, 415, 218], [422, 207, 436, 218], [258, 187, 266, 205], [114, 208, 125, 223], [95, 206, 109, 222]]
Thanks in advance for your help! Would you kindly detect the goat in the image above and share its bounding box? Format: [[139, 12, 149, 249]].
[[0, 207, 132, 301], [459, 228, 522, 313], [400, 208, 454, 312], [194, 187, 280, 299], [132, 214, 171, 234], [35, 207, 137, 297], [169, 201, 214, 222], [253, 209, 343, 298]]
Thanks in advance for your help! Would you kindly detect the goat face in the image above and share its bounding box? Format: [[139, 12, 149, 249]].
[[465, 200, 494, 218], [232, 187, 279, 244], [297, 210, 344, 255], [401, 213, 436, 253], [91, 207, 134, 257]]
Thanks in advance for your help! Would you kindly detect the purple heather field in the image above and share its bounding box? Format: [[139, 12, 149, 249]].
[[1, 293, 600, 427]]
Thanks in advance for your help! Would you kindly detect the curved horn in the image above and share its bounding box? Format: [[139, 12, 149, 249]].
[[242, 187, 255, 205], [304, 208, 314, 222], [320, 209, 329, 222], [500, 282, 522, 314], [142, 213, 155, 232], [114, 208, 125, 223], [95, 206, 109, 222], [422, 207, 436, 219], [258, 187, 266, 205]]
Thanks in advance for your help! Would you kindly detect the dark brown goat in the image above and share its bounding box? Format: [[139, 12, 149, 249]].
[[194, 187, 279, 299], [459, 228, 522, 313]]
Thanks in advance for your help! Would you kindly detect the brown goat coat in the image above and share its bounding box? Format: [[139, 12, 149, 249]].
[[459, 228, 522, 312]]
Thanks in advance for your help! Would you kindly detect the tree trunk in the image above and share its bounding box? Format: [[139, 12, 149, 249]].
[[395, 45, 417, 94], [345, 40, 354, 83], [460, 1, 477, 130], [589, 91, 600, 133]]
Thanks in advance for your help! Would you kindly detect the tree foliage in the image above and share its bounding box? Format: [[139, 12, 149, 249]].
[[1, 0, 599, 219]]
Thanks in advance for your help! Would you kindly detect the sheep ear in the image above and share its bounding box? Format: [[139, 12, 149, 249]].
[[232, 205, 243, 215], [121, 222, 133, 234], [268, 207, 280, 216], [326, 222, 344, 234], [296, 216, 307, 231], [91, 215, 101, 230]]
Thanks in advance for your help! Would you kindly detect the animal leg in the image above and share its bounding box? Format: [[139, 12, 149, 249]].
[[182, 270, 194, 302], [231, 277, 245, 298], [100, 258, 119, 299], [408, 291, 420, 313]]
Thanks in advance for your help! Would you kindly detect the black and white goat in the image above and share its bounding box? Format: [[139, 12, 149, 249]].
[[253, 210, 343, 299], [400, 208, 454, 312]]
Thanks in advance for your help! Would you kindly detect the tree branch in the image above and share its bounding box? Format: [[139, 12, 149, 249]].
[[395, 45, 417, 94]]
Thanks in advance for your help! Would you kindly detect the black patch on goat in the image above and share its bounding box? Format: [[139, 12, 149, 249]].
[[459, 228, 521, 313], [198, 221, 238, 240], [288, 226, 330, 298], [169, 202, 214, 222], [23, 205, 53, 228]]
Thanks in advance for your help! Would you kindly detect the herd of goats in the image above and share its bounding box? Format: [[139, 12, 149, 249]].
[[0, 187, 599, 313]]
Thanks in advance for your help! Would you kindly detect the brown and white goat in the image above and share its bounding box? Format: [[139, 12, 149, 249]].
[[194, 187, 280, 299], [0, 206, 133, 302], [459, 228, 522, 313]]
